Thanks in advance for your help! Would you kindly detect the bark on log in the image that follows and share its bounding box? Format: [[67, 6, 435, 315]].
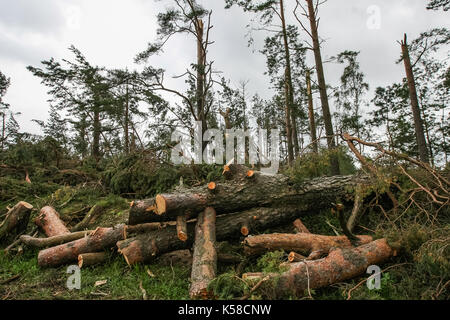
[[243, 239, 394, 298], [189, 207, 217, 299], [20, 230, 92, 248], [78, 252, 107, 268], [35, 206, 69, 237], [123, 222, 167, 239], [152, 174, 367, 221], [243, 233, 373, 258], [71, 205, 104, 232], [117, 206, 304, 265], [0, 201, 33, 240], [293, 219, 310, 234], [158, 250, 242, 268], [128, 198, 158, 225], [38, 224, 125, 267]]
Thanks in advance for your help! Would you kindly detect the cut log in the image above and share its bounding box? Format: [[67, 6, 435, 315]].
[[71, 205, 105, 232], [128, 198, 158, 225], [242, 239, 394, 298], [20, 230, 92, 248], [246, 170, 255, 179], [243, 233, 373, 258], [288, 252, 306, 263], [293, 219, 310, 234], [78, 252, 107, 268], [0, 201, 33, 240], [222, 164, 249, 180], [153, 174, 368, 221], [117, 206, 304, 265], [207, 182, 216, 193], [240, 218, 251, 236], [35, 206, 69, 237], [176, 215, 188, 242], [189, 207, 217, 299], [38, 224, 125, 267]]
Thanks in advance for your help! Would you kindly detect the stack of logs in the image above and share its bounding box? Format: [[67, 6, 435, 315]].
[[1, 165, 396, 299]]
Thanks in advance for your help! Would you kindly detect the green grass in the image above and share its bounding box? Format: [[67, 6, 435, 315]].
[[0, 249, 191, 300]]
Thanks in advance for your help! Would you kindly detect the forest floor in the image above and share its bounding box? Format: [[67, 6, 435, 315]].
[[0, 167, 448, 300]]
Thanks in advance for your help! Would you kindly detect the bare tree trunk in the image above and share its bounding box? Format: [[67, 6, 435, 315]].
[[280, 0, 295, 164], [92, 106, 101, 160], [306, 0, 340, 175], [306, 70, 318, 153], [196, 19, 207, 151], [401, 34, 429, 164], [124, 81, 129, 154]]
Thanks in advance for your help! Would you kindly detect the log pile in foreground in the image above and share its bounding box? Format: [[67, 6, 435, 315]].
[[1, 165, 397, 299], [243, 238, 394, 298]]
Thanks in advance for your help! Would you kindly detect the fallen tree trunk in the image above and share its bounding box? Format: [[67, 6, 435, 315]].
[[35, 206, 69, 237], [242, 239, 394, 298], [131, 174, 368, 224], [0, 201, 33, 240], [38, 224, 125, 267], [78, 252, 107, 268], [71, 205, 104, 232], [190, 207, 217, 299], [20, 230, 93, 248], [117, 206, 304, 265], [243, 233, 373, 258]]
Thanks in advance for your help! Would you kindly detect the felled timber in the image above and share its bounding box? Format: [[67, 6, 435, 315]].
[[35, 206, 69, 237], [131, 174, 368, 224], [242, 239, 394, 298], [189, 207, 217, 299], [243, 233, 373, 258], [37, 224, 125, 267], [117, 206, 304, 265]]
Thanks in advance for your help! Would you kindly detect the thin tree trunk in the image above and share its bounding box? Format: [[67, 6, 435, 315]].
[[92, 106, 101, 160], [196, 19, 207, 150], [306, 70, 318, 153], [124, 81, 129, 154], [306, 0, 340, 175], [280, 0, 295, 164], [401, 34, 429, 164]]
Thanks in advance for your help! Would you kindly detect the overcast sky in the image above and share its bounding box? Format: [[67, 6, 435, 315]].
[[0, 0, 448, 135]]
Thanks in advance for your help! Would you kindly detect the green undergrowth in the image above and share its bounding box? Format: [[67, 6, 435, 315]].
[[0, 249, 190, 300]]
